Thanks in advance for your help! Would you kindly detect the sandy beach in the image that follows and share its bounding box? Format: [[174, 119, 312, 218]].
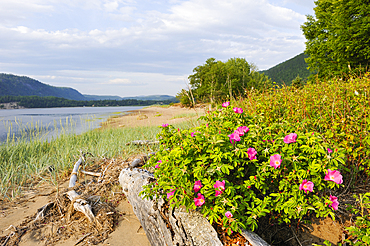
[[100, 105, 206, 129]]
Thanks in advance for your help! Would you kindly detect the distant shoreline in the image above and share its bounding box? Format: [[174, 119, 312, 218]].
[[0, 102, 25, 110]]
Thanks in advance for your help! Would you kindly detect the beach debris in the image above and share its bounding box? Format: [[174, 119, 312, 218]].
[[0, 156, 128, 246]]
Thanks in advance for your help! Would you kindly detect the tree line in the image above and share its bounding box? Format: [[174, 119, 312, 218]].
[[0, 95, 177, 108], [177, 57, 271, 106]]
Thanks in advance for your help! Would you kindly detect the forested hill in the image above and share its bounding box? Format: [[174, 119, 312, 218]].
[[260, 53, 312, 85], [0, 73, 86, 100]]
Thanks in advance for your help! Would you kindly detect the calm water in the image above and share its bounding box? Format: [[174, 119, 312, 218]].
[[0, 106, 144, 143]]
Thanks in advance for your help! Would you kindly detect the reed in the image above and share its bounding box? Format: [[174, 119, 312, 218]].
[[0, 116, 200, 200]]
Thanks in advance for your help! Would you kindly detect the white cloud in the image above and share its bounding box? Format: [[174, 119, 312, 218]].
[[106, 78, 132, 84], [0, 0, 312, 95]]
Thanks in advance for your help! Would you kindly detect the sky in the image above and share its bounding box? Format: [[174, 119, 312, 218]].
[[0, 0, 315, 97]]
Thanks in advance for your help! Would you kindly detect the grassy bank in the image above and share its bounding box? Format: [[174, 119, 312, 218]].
[[0, 116, 199, 200]]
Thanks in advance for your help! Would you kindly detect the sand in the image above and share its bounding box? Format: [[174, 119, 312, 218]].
[[100, 105, 206, 129]]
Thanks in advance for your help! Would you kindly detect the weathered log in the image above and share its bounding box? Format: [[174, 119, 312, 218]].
[[119, 168, 270, 246]]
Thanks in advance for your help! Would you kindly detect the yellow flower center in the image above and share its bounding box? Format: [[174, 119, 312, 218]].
[[275, 161, 279, 165]]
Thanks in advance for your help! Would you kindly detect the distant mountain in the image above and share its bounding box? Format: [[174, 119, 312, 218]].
[[0, 73, 86, 100], [0, 73, 178, 102], [260, 53, 312, 85]]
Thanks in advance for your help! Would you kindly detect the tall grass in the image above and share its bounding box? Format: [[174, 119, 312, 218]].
[[0, 116, 200, 200]]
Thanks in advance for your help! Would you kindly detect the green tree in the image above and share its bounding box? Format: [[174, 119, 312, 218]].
[[188, 58, 270, 104], [291, 75, 304, 89], [301, 0, 370, 79]]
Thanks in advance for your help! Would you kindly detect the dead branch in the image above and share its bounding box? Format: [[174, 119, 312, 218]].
[[33, 202, 54, 223], [66, 153, 96, 223], [80, 170, 101, 177], [74, 232, 92, 245]]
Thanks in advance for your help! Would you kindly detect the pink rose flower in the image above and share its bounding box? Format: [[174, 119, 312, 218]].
[[329, 195, 339, 210], [167, 189, 175, 200], [284, 133, 297, 144], [214, 180, 225, 197], [222, 102, 230, 107], [228, 132, 241, 144], [225, 211, 233, 218], [247, 148, 257, 160], [158, 160, 162, 163], [327, 148, 333, 154], [155, 164, 160, 169], [235, 126, 249, 136], [194, 180, 202, 192], [162, 123, 169, 127], [215, 190, 222, 196], [233, 107, 243, 114], [194, 193, 205, 206], [299, 180, 314, 193], [191, 132, 195, 137], [324, 169, 343, 184], [270, 154, 282, 169]]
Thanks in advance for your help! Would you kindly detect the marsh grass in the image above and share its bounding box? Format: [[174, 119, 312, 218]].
[[170, 112, 200, 119], [0, 116, 201, 200]]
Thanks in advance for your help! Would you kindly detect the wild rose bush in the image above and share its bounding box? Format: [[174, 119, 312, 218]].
[[142, 103, 346, 233]]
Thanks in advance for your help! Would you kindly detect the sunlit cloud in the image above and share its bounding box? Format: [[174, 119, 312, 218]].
[[106, 78, 132, 84]]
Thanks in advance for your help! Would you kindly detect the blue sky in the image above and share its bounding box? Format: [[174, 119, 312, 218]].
[[0, 0, 315, 97]]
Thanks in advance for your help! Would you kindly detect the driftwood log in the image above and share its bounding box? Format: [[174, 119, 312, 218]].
[[119, 168, 270, 246], [66, 155, 95, 223]]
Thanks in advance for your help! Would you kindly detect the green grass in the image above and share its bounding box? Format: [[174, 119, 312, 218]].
[[170, 112, 199, 119], [0, 116, 200, 200]]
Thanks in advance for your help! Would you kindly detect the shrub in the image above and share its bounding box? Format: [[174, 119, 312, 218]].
[[346, 193, 370, 245], [142, 103, 346, 233], [241, 73, 370, 176]]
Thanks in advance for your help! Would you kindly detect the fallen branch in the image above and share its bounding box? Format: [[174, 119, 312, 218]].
[[1, 231, 15, 246], [66, 153, 96, 223], [74, 232, 92, 245], [98, 159, 113, 183], [33, 202, 54, 223], [80, 170, 101, 177]]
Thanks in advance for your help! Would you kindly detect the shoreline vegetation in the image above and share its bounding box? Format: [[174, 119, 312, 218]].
[[0, 95, 178, 109]]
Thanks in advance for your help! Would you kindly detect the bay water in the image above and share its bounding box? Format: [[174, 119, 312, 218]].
[[0, 106, 144, 143]]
